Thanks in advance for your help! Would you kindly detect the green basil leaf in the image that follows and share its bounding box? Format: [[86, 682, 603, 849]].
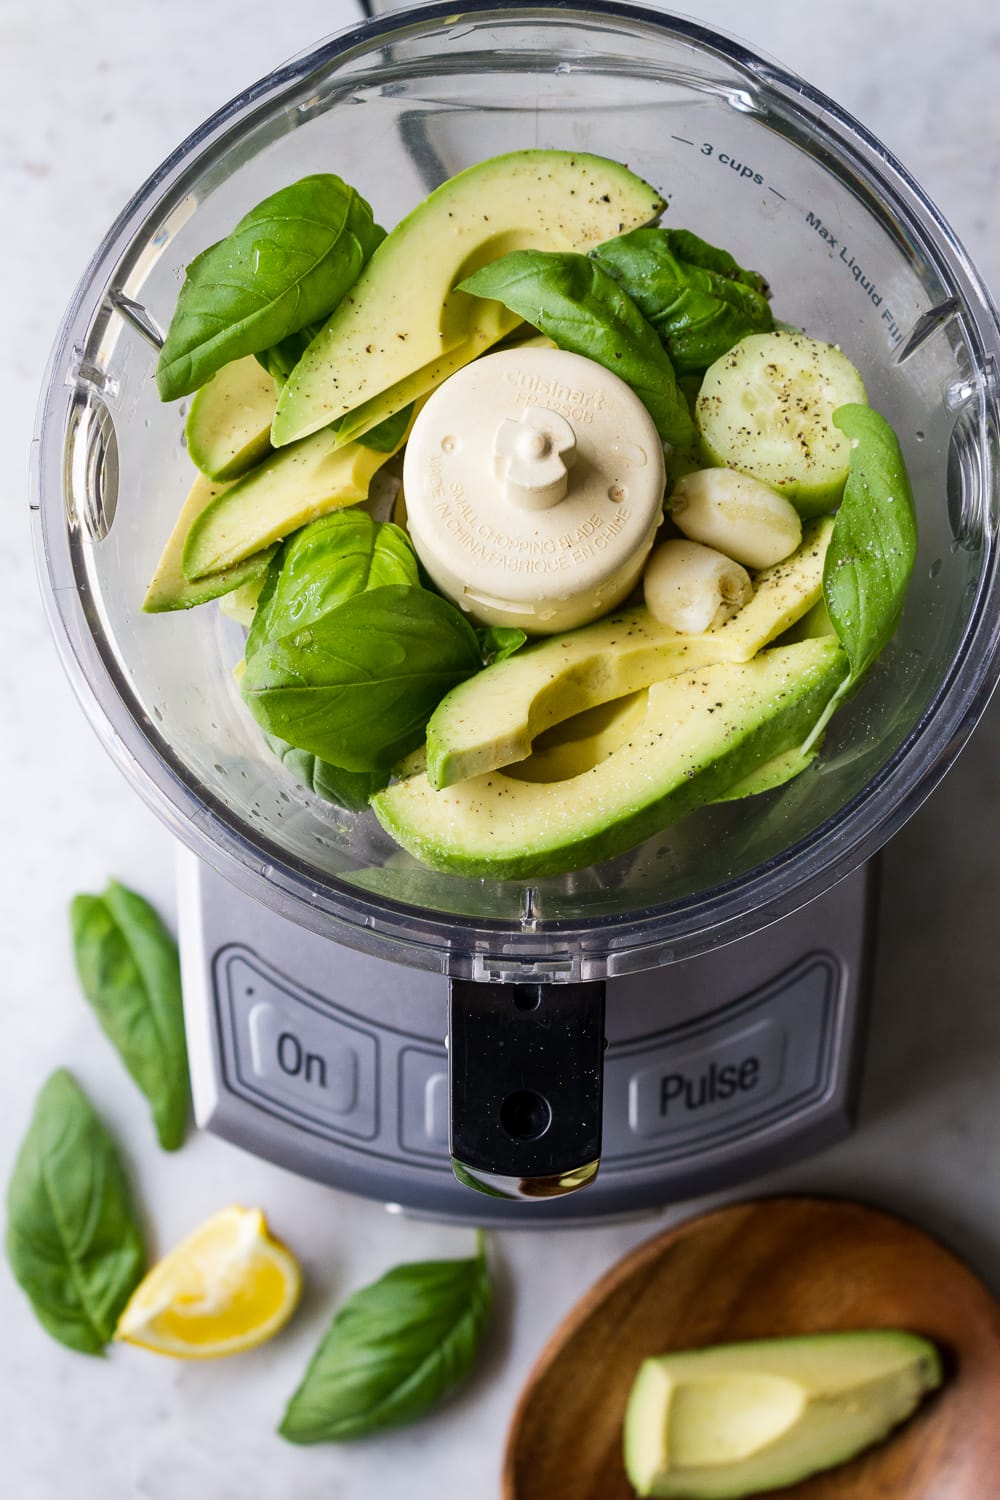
[[477, 624, 527, 665], [5, 1070, 146, 1355], [350, 401, 415, 453], [70, 883, 189, 1152], [459, 250, 694, 448], [801, 403, 918, 753], [824, 404, 918, 685], [242, 585, 482, 770], [657, 228, 770, 294], [247, 512, 420, 663], [256, 322, 324, 388], [591, 227, 773, 374], [263, 734, 388, 812], [279, 1236, 492, 1442], [156, 175, 385, 400]]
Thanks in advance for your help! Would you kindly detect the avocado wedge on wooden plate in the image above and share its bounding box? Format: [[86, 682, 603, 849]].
[[503, 1197, 1000, 1500]]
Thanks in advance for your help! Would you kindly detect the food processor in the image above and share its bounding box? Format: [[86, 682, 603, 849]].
[[31, 1, 1000, 1222]]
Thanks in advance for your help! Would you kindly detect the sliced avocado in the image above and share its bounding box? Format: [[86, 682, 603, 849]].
[[513, 702, 818, 797], [143, 471, 276, 612], [217, 570, 268, 627], [506, 692, 648, 783], [330, 297, 516, 449], [708, 517, 832, 661], [185, 355, 276, 481], [712, 742, 818, 802], [623, 1330, 942, 1498], [372, 639, 847, 879], [780, 594, 836, 644], [425, 610, 728, 791], [424, 524, 831, 790], [181, 420, 410, 580], [272, 150, 665, 446]]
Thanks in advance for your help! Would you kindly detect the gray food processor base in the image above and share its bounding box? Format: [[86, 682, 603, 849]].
[[179, 850, 874, 1225]]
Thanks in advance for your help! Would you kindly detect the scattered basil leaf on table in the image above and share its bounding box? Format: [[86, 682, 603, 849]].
[[242, 585, 482, 771], [459, 250, 694, 448], [805, 402, 918, 745], [70, 881, 189, 1151], [590, 226, 773, 374], [279, 1234, 492, 1443], [477, 625, 528, 665], [156, 174, 385, 401], [5, 1070, 146, 1355]]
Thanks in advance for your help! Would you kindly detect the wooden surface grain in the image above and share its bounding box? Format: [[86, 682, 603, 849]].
[[503, 1196, 1000, 1499]]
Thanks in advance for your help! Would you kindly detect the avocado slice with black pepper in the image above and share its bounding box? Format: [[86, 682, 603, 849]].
[[372, 638, 847, 879], [271, 149, 665, 446]]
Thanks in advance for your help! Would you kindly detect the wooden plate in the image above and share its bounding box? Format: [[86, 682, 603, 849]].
[[503, 1196, 1000, 1499]]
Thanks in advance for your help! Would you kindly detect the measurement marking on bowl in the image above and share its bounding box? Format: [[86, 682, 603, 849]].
[[670, 134, 778, 200], [802, 210, 903, 343]]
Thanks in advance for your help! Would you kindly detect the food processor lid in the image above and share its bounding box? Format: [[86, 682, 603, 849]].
[[403, 347, 665, 632], [30, 0, 1000, 980]]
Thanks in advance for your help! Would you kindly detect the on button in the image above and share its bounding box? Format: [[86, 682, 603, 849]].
[[248, 1001, 358, 1114]]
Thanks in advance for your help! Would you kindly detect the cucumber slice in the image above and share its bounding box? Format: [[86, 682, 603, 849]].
[[695, 331, 867, 517]]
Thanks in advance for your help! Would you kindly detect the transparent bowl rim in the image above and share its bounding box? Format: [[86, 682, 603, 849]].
[[31, 0, 1000, 977]]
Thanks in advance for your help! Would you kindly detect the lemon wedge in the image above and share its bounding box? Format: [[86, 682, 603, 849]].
[[116, 1205, 301, 1358]]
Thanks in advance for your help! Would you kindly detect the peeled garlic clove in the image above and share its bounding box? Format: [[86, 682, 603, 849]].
[[669, 468, 802, 569], [643, 539, 753, 633]]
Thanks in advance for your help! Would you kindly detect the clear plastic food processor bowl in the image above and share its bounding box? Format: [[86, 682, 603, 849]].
[[32, 1, 1000, 983]]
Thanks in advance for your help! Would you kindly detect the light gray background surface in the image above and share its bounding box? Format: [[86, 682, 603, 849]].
[[2, 2, 999, 1495]]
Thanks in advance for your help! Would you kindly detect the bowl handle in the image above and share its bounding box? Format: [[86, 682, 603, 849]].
[[448, 977, 605, 1200]]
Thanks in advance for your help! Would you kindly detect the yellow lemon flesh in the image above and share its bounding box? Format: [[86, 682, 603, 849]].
[[116, 1205, 301, 1359]]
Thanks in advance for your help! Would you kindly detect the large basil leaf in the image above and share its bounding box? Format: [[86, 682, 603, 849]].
[[591, 227, 773, 374], [247, 512, 420, 662], [824, 404, 918, 684], [5, 1070, 146, 1355], [243, 585, 481, 770], [459, 250, 694, 448], [156, 175, 384, 400], [263, 734, 388, 812], [70, 882, 189, 1152], [803, 402, 918, 748], [279, 1236, 492, 1442]]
